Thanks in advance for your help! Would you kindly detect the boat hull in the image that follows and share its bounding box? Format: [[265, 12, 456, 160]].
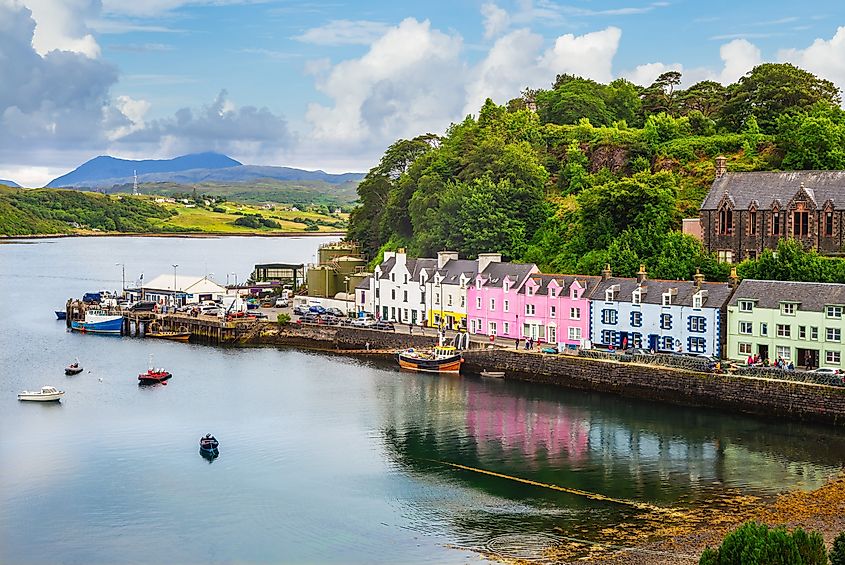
[[147, 332, 190, 342], [71, 316, 123, 334], [480, 371, 505, 378], [65, 367, 83, 375], [18, 392, 64, 402], [398, 353, 463, 373], [138, 372, 172, 385], [55, 311, 66, 320]]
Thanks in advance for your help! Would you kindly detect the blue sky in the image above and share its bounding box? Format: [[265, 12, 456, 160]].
[[2, 0, 845, 186]]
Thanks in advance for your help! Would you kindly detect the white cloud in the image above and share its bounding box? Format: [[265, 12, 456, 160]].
[[294, 20, 391, 46], [716, 38, 761, 83], [481, 3, 510, 39], [778, 26, 845, 97], [623, 62, 683, 86], [540, 27, 622, 83], [23, 0, 101, 57]]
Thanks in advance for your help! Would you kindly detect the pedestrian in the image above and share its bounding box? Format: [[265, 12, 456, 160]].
[[515, 338, 520, 350], [409, 324, 413, 336], [366, 342, 370, 351]]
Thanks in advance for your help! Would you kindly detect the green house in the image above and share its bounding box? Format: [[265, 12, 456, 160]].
[[727, 279, 845, 369]]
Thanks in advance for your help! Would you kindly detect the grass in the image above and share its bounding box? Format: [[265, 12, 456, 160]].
[[150, 201, 347, 234]]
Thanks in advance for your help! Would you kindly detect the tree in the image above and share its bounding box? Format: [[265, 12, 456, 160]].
[[640, 71, 683, 117], [720, 63, 842, 133], [778, 103, 845, 170], [677, 80, 728, 118]]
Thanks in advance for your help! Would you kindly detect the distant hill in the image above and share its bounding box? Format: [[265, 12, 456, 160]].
[[0, 179, 20, 188], [47, 152, 242, 188], [47, 153, 364, 189]]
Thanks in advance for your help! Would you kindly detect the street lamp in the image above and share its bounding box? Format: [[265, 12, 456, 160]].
[[344, 276, 350, 316], [172, 264, 179, 308], [115, 263, 125, 299]]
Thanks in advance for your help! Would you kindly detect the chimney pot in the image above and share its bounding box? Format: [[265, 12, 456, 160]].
[[636, 264, 647, 284], [715, 155, 727, 178], [601, 263, 612, 281], [693, 267, 705, 288]]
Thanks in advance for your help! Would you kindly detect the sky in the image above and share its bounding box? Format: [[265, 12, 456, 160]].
[[1, 0, 845, 187]]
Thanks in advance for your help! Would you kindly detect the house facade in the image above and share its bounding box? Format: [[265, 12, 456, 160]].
[[366, 250, 436, 324], [466, 261, 539, 340], [726, 280, 845, 369], [590, 267, 734, 357], [141, 274, 227, 306], [700, 159, 845, 262]]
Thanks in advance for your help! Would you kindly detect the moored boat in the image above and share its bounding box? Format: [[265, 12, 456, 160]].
[[65, 359, 83, 375], [55, 310, 66, 320], [71, 309, 123, 334], [146, 324, 190, 342], [199, 434, 219, 458], [480, 370, 505, 378], [398, 345, 463, 373], [138, 354, 171, 385], [18, 386, 64, 402]]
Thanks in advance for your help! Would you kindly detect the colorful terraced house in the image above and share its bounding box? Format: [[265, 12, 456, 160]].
[[726, 279, 845, 369]]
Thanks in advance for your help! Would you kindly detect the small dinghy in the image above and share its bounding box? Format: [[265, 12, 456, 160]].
[[480, 370, 505, 378], [18, 386, 64, 402], [199, 434, 219, 459], [138, 354, 171, 385], [65, 359, 83, 375]]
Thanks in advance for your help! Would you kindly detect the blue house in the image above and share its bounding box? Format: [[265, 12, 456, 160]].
[[588, 266, 736, 357]]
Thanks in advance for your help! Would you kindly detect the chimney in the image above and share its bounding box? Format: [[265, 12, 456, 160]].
[[715, 155, 727, 178], [395, 248, 407, 267], [437, 250, 458, 269], [636, 264, 647, 284], [728, 266, 739, 288], [693, 268, 705, 289], [601, 263, 612, 281], [477, 253, 502, 274]]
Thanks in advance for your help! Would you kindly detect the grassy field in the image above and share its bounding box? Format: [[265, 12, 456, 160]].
[[150, 201, 346, 233]]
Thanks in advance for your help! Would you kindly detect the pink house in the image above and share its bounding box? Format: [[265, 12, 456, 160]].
[[469, 270, 599, 348], [467, 262, 538, 340]]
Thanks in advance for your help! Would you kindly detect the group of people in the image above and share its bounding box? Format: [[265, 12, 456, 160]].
[[514, 337, 536, 350], [746, 354, 794, 371]]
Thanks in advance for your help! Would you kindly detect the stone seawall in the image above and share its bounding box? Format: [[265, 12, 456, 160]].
[[462, 349, 845, 426], [258, 323, 438, 351]]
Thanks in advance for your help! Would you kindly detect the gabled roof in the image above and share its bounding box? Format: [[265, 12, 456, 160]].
[[436, 259, 480, 285], [729, 279, 845, 311], [143, 274, 226, 294], [523, 274, 602, 296], [702, 171, 845, 210], [479, 262, 537, 288], [592, 277, 734, 308], [376, 256, 396, 279], [355, 277, 371, 290]]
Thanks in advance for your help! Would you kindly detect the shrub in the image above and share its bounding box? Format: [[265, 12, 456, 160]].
[[212, 206, 225, 213], [276, 313, 291, 326], [831, 532, 845, 565], [699, 522, 827, 565]]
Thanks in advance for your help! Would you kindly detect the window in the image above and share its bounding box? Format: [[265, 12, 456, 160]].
[[527, 286, 534, 296], [525, 304, 535, 316], [549, 288, 556, 298], [403, 274, 408, 284], [391, 273, 395, 282], [811, 327, 819, 340], [601, 330, 616, 345], [719, 206, 733, 235], [827, 327, 841, 342], [391, 307, 396, 319], [792, 211, 809, 237], [799, 326, 806, 339], [375, 288, 380, 299], [760, 322, 768, 336], [391, 289, 396, 300], [630, 311, 643, 327], [503, 281, 509, 292], [632, 288, 642, 304], [826, 212, 834, 237], [447, 295, 452, 306], [739, 342, 752, 355], [739, 321, 753, 334], [435, 293, 440, 305], [661, 336, 675, 351], [403, 290, 408, 302], [772, 212, 781, 236], [662, 292, 673, 306], [475, 296, 481, 309], [550, 306, 556, 318], [776, 345, 791, 361], [693, 293, 704, 309], [776, 324, 791, 338], [827, 306, 843, 319], [630, 332, 643, 348], [489, 298, 496, 311], [569, 326, 582, 340], [503, 322, 510, 334], [689, 316, 706, 333], [739, 301, 753, 312], [570, 307, 581, 320], [748, 210, 757, 235], [420, 290, 425, 304], [826, 350, 841, 365], [718, 250, 733, 263], [548, 326, 557, 343], [383, 306, 388, 320], [782, 303, 795, 315], [602, 309, 618, 325], [403, 309, 409, 320], [688, 337, 706, 353], [504, 299, 510, 312], [489, 322, 497, 335], [471, 319, 478, 333], [605, 288, 616, 302], [660, 313, 673, 330], [460, 296, 465, 308]]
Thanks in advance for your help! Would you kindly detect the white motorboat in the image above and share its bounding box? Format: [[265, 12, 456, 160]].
[[18, 386, 65, 402], [480, 370, 505, 378]]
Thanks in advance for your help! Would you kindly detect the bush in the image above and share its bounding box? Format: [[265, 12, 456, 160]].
[[276, 313, 291, 326], [699, 522, 827, 565], [831, 532, 845, 565], [212, 206, 225, 213]]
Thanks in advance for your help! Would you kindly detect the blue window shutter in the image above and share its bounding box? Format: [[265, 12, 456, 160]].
[[687, 317, 692, 332]]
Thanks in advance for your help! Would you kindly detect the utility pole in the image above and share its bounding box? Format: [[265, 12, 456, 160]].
[[172, 264, 179, 308], [115, 263, 125, 298]]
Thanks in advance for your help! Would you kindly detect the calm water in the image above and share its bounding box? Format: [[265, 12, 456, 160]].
[[1, 236, 844, 564]]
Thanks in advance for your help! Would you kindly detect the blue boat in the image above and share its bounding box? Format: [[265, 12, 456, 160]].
[[71, 310, 123, 334], [55, 310, 66, 320]]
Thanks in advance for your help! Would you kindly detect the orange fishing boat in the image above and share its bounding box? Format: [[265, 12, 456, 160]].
[[397, 345, 463, 373]]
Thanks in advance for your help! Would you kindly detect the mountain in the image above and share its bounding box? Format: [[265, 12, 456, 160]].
[[46, 153, 364, 188], [0, 179, 20, 188], [46, 152, 242, 188]]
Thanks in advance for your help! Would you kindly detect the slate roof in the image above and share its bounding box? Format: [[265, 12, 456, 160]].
[[411, 258, 437, 281], [701, 171, 845, 210], [728, 279, 845, 311], [524, 274, 602, 296], [376, 256, 396, 279], [480, 262, 537, 288], [355, 277, 371, 290], [436, 259, 480, 285], [592, 277, 735, 308]]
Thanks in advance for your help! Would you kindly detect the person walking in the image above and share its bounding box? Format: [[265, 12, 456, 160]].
[[515, 338, 520, 350]]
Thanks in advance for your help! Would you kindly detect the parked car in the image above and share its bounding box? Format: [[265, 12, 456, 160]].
[[275, 298, 289, 308], [351, 318, 374, 327], [128, 301, 157, 312], [810, 367, 841, 375], [293, 305, 308, 316], [325, 307, 344, 318], [370, 321, 395, 332], [200, 305, 220, 316], [321, 315, 341, 326], [249, 312, 268, 319], [298, 313, 320, 324], [308, 305, 327, 315]]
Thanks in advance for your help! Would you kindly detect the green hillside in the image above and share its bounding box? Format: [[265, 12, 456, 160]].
[[348, 63, 845, 282]]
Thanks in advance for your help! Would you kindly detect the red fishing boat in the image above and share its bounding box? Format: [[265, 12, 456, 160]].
[[138, 354, 172, 385]]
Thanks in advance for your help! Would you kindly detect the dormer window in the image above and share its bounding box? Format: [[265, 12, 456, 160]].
[[782, 302, 796, 315], [692, 290, 707, 309], [605, 284, 619, 302], [662, 290, 675, 306], [739, 300, 753, 312], [476, 279, 481, 289], [550, 288, 556, 298], [632, 288, 642, 305], [391, 273, 395, 282], [527, 286, 534, 296], [503, 280, 509, 292]]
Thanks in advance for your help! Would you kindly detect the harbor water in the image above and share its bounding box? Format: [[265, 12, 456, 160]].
[[2, 236, 845, 564]]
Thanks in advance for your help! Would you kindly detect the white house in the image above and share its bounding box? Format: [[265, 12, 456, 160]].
[[364, 250, 436, 324], [141, 274, 227, 306]]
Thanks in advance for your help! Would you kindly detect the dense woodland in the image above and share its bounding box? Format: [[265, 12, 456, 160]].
[[347, 63, 845, 283]]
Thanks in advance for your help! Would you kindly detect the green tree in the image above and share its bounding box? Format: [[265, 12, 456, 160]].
[[778, 103, 845, 170]]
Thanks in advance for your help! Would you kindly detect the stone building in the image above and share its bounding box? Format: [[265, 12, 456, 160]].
[[700, 157, 845, 262]]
